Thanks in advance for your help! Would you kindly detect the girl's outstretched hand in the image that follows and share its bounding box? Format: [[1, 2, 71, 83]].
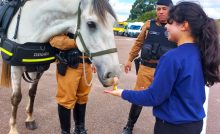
[[104, 89, 124, 97]]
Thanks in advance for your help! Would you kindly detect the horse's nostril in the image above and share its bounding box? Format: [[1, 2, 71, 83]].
[[105, 72, 112, 79]]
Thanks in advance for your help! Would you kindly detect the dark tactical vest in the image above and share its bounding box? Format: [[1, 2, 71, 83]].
[[141, 20, 177, 61]]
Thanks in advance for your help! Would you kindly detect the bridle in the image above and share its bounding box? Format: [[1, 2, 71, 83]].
[[74, 3, 118, 86], [74, 2, 118, 59]]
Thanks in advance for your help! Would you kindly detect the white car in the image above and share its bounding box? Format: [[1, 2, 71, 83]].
[[125, 22, 144, 37]]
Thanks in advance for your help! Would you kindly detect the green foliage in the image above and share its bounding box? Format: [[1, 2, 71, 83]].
[[138, 10, 156, 22], [127, 0, 157, 22]]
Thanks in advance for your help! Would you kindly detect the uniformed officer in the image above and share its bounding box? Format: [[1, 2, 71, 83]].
[[50, 33, 94, 134]]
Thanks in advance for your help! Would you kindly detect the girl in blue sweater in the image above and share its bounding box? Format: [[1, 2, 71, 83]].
[[105, 2, 220, 134]]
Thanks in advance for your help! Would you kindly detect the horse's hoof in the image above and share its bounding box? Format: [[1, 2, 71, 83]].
[[9, 129, 19, 134], [25, 120, 37, 130]]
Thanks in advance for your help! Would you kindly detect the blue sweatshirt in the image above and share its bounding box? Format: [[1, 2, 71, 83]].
[[122, 43, 206, 124]]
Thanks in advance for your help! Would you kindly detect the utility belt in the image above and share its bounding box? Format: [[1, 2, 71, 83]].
[[56, 48, 92, 76], [140, 59, 157, 68]]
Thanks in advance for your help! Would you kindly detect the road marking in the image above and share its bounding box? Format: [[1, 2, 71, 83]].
[[201, 86, 209, 134]]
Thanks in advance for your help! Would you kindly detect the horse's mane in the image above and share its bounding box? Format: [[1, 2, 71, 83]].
[[92, 0, 117, 23]]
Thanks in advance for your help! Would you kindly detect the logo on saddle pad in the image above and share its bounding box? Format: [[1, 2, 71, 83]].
[[33, 52, 50, 57]]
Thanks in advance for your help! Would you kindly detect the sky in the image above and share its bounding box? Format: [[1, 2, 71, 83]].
[[109, 0, 220, 21]]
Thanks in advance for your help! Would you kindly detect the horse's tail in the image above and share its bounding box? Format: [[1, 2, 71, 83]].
[[0, 60, 11, 88]]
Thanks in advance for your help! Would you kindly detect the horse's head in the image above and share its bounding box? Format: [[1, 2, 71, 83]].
[[5, 0, 120, 87], [75, 0, 120, 87]]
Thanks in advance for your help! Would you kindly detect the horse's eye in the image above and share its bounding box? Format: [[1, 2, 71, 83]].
[[87, 21, 96, 29]]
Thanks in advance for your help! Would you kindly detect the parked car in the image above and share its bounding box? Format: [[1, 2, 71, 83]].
[[124, 22, 144, 37]]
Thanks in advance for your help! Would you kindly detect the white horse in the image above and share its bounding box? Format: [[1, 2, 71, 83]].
[[0, 0, 120, 134]]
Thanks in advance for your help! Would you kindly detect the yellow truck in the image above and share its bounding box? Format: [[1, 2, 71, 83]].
[[113, 22, 128, 36]]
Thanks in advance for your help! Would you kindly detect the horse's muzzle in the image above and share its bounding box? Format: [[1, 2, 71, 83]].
[[98, 64, 121, 87]]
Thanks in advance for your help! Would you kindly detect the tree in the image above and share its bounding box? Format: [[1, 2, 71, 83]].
[[137, 10, 156, 22], [127, 0, 157, 22]]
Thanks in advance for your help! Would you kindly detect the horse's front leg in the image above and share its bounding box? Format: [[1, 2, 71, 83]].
[[25, 72, 42, 130], [9, 66, 24, 134]]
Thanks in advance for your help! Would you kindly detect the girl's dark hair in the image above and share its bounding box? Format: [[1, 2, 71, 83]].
[[168, 2, 220, 86]]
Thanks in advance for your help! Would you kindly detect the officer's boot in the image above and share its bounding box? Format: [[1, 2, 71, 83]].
[[73, 103, 87, 134], [122, 104, 143, 134], [58, 104, 71, 134]]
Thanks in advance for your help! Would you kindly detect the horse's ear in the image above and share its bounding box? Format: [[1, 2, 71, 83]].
[[80, 0, 88, 9]]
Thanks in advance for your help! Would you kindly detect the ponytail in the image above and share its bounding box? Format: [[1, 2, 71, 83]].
[[168, 2, 220, 86], [199, 18, 220, 86]]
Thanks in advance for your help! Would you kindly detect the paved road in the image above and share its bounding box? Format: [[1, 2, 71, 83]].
[[0, 36, 219, 134]]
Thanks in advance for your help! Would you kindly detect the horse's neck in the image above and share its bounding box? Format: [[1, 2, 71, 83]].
[[7, 0, 81, 43]]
